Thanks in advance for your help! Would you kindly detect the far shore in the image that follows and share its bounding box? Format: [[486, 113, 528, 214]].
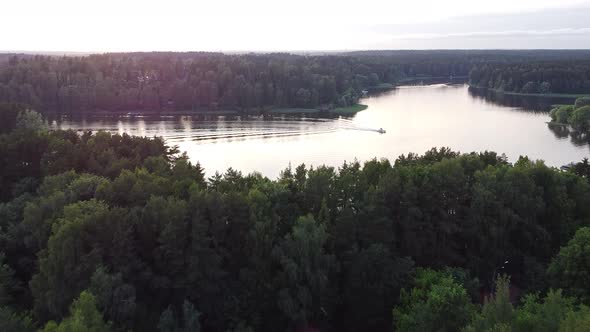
[[469, 85, 590, 99], [43, 104, 369, 117]]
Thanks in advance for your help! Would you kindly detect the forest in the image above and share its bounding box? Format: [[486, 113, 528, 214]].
[[0, 52, 402, 113], [468, 62, 590, 94], [1, 104, 590, 331], [2, 50, 590, 114]]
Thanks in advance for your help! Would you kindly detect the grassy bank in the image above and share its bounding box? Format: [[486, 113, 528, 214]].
[[367, 83, 395, 91], [331, 104, 368, 115], [269, 108, 320, 114], [269, 104, 368, 115]]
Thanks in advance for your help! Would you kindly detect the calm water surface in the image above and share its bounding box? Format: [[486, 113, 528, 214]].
[[49, 84, 590, 178]]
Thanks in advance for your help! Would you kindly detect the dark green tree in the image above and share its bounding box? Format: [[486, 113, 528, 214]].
[[41, 291, 111, 332], [548, 227, 590, 303], [274, 215, 336, 329], [393, 268, 475, 332]]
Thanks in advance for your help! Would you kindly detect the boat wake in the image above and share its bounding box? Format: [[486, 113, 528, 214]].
[[163, 117, 385, 143], [334, 119, 386, 133]]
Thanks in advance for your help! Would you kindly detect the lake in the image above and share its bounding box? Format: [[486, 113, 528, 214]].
[[49, 84, 590, 178]]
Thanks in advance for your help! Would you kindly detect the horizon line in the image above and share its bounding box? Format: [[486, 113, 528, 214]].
[[3, 48, 590, 56]]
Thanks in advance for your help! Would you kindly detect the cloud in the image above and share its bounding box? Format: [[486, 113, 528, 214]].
[[386, 28, 590, 40], [2, 1, 590, 51], [352, 6, 590, 49]]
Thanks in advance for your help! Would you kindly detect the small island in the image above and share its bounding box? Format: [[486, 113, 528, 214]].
[[549, 97, 590, 133]]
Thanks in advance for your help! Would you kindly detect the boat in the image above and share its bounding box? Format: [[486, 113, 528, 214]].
[[377, 128, 386, 134]]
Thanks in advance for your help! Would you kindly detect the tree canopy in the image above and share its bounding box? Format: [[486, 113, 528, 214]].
[[3, 50, 590, 115], [469, 62, 590, 94], [0, 107, 590, 331]]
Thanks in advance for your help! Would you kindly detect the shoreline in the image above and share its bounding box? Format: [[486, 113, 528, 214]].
[[265, 104, 369, 115], [43, 104, 369, 117], [468, 85, 590, 98]]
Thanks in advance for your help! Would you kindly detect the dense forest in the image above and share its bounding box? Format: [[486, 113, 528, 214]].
[[0, 52, 403, 113], [1, 104, 590, 331], [468, 62, 590, 94], [2, 50, 590, 114]]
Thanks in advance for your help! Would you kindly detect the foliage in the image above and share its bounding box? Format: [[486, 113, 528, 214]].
[[464, 276, 515, 332], [157, 300, 201, 332], [393, 268, 475, 332], [0, 53, 393, 112], [548, 227, 590, 303], [0, 252, 20, 306], [574, 97, 590, 109], [40, 291, 111, 332], [273, 215, 336, 328], [1, 105, 590, 330], [90, 266, 136, 330], [469, 62, 590, 94], [559, 305, 590, 332], [15, 109, 47, 132], [0, 102, 26, 134], [0, 306, 35, 332], [550, 105, 574, 124], [464, 279, 590, 332], [5, 50, 589, 114], [339, 244, 414, 331], [571, 158, 590, 179], [548, 97, 590, 134], [570, 106, 590, 131], [514, 290, 575, 332], [0, 112, 174, 201]]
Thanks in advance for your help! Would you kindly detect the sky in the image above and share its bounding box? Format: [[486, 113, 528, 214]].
[[2, 0, 590, 52]]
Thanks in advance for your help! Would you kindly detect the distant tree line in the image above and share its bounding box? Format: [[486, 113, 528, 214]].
[[469, 62, 590, 94], [1, 105, 590, 331], [3, 50, 590, 114], [0, 52, 404, 113]]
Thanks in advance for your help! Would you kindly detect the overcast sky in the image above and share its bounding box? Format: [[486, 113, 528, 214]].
[[2, 0, 590, 52]]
